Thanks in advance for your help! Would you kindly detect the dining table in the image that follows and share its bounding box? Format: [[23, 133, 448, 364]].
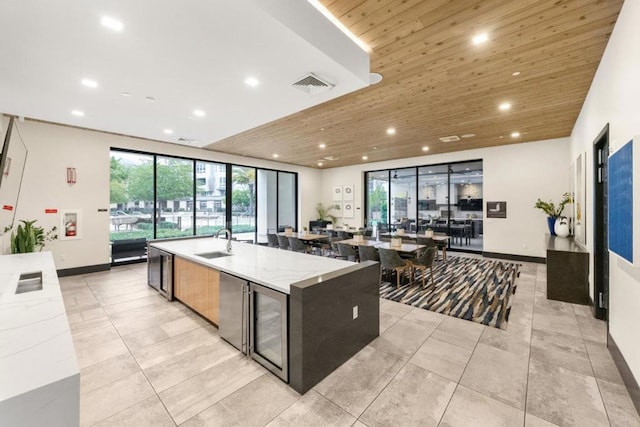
[[277, 232, 329, 243], [378, 232, 449, 261], [374, 241, 425, 255], [338, 238, 381, 247]]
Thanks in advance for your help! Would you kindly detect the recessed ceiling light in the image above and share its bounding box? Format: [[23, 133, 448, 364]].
[[386, 127, 396, 135], [512, 71, 521, 76], [101, 16, 124, 32], [362, 155, 368, 160], [465, 168, 470, 171], [245, 77, 259, 87], [121, 92, 130, 97], [319, 143, 326, 149], [472, 33, 489, 45], [273, 154, 279, 158], [163, 129, 173, 135], [81, 78, 98, 88], [422, 146, 429, 152], [511, 131, 521, 138], [317, 162, 323, 167], [146, 96, 155, 103], [461, 133, 476, 138], [71, 110, 84, 117], [369, 72, 383, 85], [498, 102, 511, 111], [193, 109, 205, 117]]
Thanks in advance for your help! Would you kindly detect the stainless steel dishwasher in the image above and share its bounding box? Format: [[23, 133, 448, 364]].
[[218, 272, 249, 354]]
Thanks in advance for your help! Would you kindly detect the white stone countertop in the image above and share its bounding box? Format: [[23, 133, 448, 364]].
[[149, 237, 355, 294], [0, 252, 79, 402]]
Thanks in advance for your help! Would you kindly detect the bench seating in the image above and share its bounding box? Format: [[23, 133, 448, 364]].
[[111, 238, 147, 262]]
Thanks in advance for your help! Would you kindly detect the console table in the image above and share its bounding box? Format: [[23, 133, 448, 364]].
[[545, 235, 589, 305]]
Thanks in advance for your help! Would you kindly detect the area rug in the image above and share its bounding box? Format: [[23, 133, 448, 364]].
[[380, 257, 521, 329]]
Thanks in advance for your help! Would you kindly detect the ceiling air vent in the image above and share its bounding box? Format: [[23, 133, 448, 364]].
[[292, 73, 334, 95], [177, 137, 199, 144], [438, 135, 460, 143]]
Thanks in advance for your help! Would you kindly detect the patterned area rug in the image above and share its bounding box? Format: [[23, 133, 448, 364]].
[[380, 257, 521, 329]]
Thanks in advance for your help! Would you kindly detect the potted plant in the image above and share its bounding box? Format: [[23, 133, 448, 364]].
[[302, 226, 309, 237], [425, 227, 434, 238], [534, 192, 573, 236], [353, 230, 364, 243], [284, 226, 293, 236], [313, 202, 338, 230], [390, 234, 402, 247], [10, 220, 58, 253]]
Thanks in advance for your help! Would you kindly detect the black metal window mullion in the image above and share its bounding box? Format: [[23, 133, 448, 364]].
[[152, 154, 158, 239]]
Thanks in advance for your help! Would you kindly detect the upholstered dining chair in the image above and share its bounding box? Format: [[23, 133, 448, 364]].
[[358, 245, 380, 263], [337, 242, 358, 262], [267, 233, 279, 248], [289, 236, 311, 254], [276, 234, 289, 250], [412, 246, 437, 289], [378, 247, 413, 289]]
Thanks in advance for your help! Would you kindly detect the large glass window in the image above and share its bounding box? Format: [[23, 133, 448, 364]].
[[278, 172, 296, 231], [109, 151, 154, 241], [231, 166, 256, 240], [195, 161, 226, 236], [156, 156, 194, 238], [257, 169, 277, 244], [449, 161, 483, 251], [418, 164, 448, 232], [110, 149, 297, 260]]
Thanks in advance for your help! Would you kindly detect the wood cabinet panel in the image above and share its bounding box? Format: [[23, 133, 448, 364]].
[[174, 257, 220, 324]]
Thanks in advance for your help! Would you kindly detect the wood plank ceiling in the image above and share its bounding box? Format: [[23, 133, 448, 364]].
[[205, 0, 623, 169]]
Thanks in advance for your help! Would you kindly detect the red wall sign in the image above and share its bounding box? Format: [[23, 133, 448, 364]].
[[2, 205, 13, 211], [45, 208, 58, 214]]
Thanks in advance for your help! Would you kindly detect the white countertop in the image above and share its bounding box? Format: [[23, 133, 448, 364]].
[[149, 237, 355, 294], [0, 252, 79, 402]]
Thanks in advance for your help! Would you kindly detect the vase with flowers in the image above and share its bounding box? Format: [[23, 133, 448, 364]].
[[534, 192, 573, 236]]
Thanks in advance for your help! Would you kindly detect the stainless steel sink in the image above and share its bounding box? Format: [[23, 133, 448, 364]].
[[195, 251, 233, 259], [15, 271, 43, 294]]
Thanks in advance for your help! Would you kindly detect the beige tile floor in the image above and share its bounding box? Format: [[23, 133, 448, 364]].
[[58, 259, 640, 426]]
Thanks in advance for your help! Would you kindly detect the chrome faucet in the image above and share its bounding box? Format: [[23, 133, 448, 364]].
[[216, 228, 232, 252]]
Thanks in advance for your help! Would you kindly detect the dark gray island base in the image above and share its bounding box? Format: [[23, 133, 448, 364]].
[[147, 238, 380, 395], [289, 261, 380, 393]]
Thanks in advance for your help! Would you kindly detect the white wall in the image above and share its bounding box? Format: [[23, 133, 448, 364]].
[[571, 0, 640, 384], [320, 137, 570, 258], [1, 120, 322, 268]]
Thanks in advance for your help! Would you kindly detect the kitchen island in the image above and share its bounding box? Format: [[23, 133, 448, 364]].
[[0, 252, 80, 427], [148, 237, 380, 394]]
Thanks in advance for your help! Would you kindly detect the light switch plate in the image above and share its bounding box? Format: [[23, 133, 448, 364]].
[[353, 305, 358, 319]]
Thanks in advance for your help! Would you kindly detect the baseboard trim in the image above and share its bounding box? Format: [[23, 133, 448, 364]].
[[57, 263, 111, 277], [482, 251, 546, 264], [608, 333, 640, 416]]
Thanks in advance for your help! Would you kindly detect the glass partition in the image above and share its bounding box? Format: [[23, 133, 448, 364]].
[[417, 164, 448, 232], [390, 168, 416, 232], [365, 170, 389, 233], [366, 159, 483, 254]]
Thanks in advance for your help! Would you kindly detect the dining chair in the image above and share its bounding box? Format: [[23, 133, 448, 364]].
[[267, 233, 279, 248], [337, 242, 358, 262], [378, 247, 413, 289], [412, 246, 437, 289], [358, 245, 379, 262], [289, 236, 311, 254], [276, 234, 289, 250]]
